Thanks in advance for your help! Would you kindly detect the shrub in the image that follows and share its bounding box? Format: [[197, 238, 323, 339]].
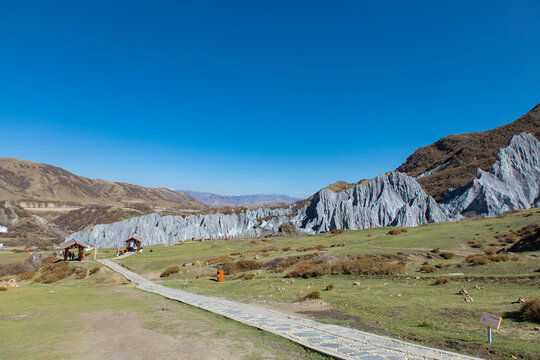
[[464, 254, 490, 265], [0, 286, 7, 291], [249, 239, 261, 245], [484, 246, 499, 255], [439, 251, 455, 260], [435, 263, 451, 269], [430, 248, 440, 253], [74, 268, 87, 280], [325, 283, 334, 291], [497, 232, 517, 244], [262, 238, 274, 243], [89, 267, 100, 276], [331, 229, 344, 235], [205, 256, 234, 265], [235, 260, 261, 271], [432, 277, 451, 285], [33, 262, 75, 284], [278, 223, 298, 235], [387, 228, 408, 235], [518, 298, 540, 323], [300, 291, 320, 300], [160, 266, 180, 278], [243, 273, 255, 280], [419, 265, 436, 273], [418, 320, 430, 327], [281, 246, 292, 252], [285, 255, 405, 278], [468, 240, 483, 248], [17, 267, 39, 281], [296, 244, 328, 252]]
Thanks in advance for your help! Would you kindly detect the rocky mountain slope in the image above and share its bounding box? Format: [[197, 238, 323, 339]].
[[69, 130, 540, 248], [69, 171, 450, 247], [441, 133, 540, 217], [0, 201, 65, 247], [180, 190, 301, 208], [0, 158, 207, 210], [397, 103, 540, 200]]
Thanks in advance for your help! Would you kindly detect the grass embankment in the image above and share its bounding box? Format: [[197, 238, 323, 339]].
[[0, 261, 327, 360], [116, 209, 540, 360]]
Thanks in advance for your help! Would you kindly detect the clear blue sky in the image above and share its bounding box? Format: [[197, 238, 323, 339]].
[[1, 1, 539, 198]]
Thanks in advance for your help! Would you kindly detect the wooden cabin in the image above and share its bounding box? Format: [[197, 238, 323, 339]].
[[124, 236, 143, 252], [60, 239, 89, 261]]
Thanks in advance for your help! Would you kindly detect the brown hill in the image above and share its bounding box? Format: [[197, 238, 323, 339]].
[[396, 103, 540, 200], [0, 158, 208, 210]]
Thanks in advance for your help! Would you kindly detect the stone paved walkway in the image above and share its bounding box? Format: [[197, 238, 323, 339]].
[[99, 258, 483, 360]]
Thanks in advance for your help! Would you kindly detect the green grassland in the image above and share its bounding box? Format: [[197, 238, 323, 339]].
[[0, 264, 326, 360], [114, 209, 540, 360]]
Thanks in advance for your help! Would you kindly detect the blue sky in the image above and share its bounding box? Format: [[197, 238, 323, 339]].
[[1, 1, 539, 197]]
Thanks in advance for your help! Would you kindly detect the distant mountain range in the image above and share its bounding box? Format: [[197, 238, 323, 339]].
[[178, 190, 301, 208], [0, 158, 207, 210]]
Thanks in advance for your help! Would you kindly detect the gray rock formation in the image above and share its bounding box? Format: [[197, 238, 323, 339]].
[[69, 171, 450, 248], [296, 172, 448, 232], [441, 132, 540, 217]]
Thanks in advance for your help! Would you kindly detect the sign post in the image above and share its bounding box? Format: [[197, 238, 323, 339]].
[[480, 313, 501, 344]]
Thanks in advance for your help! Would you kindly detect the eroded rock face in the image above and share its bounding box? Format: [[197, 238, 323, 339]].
[[69, 172, 450, 248], [441, 133, 540, 217], [294, 172, 448, 232], [68, 133, 540, 247]]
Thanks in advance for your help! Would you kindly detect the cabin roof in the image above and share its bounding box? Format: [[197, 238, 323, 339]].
[[60, 239, 90, 249], [124, 235, 143, 243]]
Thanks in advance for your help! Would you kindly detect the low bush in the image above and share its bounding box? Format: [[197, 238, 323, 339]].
[[325, 283, 334, 291], [0, 286, 7, 291], [468, 240, 483, 248], [262, 238, 274, 243], [74, 267, 87, 280], [387, 228, 408, 235], [439, 251, 455, 259], [435, 263, 452, 269], [278, 223, 299, 235], [419, 265, 436, 273], [464, 254, 490, 265], [205, 256, 234, 265], [330, 229, 344, 235], [296, 244, 328, 252], [464, 253, 511, 266], [518, 298, 540, 323], [483, 246, 499, 255], [33, 261, 75, 284], [160, 266, 180, 278], [432, 277, 451, 285], [243, 273, 255, 280], [430, 248, 440, 253], [496, 232, 517, 244], [89, 267, 100, 276], [285, 255, 405, 278], [299, 290, 321, 300]]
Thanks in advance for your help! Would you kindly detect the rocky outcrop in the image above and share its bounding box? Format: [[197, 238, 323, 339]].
[[296, 172, 448, 232], [69, 172, 450, 247], [441, 133, 540, 217]]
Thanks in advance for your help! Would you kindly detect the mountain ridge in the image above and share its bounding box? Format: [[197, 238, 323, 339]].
[[179, 190, 301, 208], [0, 157, 208, 210], [397, 102, 540, 200]]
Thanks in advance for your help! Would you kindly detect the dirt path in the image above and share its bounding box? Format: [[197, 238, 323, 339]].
[[99, 258, 484, 360]]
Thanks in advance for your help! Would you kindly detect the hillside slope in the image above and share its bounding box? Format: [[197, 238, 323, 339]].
[[0, 158, 208, 210], [397, 102, 540, 200]]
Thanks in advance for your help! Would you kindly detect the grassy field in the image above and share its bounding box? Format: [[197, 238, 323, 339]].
[[0, 263, 327, 360], [113, 209, 540, 360]]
